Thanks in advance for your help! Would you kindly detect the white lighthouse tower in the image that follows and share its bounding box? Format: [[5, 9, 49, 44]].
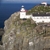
[[20, 5, 26, 19]]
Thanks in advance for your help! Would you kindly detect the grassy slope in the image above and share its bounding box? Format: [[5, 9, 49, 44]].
[[27, 5, 50, 14]]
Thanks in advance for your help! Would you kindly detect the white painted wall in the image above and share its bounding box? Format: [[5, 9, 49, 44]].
[[20, 12, 26, 19], [26, 15, 31, 19], [20, 12, 31, 19], [31, 16, 50, 23]]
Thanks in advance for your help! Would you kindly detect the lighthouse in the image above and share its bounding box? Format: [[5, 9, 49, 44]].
[[20, 5, 26, 19], [20, 5, 31, 19]]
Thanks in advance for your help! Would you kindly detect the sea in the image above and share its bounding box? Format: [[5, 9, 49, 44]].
[[0, 3, 38, 28]]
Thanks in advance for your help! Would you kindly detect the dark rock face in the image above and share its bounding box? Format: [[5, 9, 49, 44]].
[[0, 28, 4, 36], [0, 45, 4, 50], [0, 28, 4, 50], [1, 12, 50, 50], [0, 28, 4, 45]]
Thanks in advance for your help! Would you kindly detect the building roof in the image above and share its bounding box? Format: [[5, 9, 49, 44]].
[[40, 4, 50, 6], [41, 2, 47, 5], [32, 13, 50, 16]]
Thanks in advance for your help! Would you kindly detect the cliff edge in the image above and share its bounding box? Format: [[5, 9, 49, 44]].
[[1, 11, 50, 50]]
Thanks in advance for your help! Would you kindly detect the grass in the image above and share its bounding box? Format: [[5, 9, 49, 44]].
[[27, 5, 50, 14]]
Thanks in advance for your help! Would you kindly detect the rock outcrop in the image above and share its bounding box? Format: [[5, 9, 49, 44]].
[[1, 12, 50, 50], [0, 28, 4, 45]]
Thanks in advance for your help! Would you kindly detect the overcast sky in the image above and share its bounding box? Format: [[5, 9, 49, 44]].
[[1, 0, 50, 3]]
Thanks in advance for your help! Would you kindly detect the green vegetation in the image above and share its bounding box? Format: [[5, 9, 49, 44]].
[[27, 5, 50, 14]]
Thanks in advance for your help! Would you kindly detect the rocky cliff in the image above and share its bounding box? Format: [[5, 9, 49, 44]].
[[1, 12, 50, 50]]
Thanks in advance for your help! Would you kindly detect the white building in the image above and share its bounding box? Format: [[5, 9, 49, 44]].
[[31, 15, 50, 23], [20, 5, 31, 19], [41, 2, 47, 6], [20, 5, 50, 23]]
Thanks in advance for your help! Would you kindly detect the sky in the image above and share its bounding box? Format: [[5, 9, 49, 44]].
[[0, 0, 50, 3]]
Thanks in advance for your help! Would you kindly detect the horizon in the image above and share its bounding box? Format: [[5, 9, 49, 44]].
[[0, 2, 50, 4], [0, 0, 50, 4]]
